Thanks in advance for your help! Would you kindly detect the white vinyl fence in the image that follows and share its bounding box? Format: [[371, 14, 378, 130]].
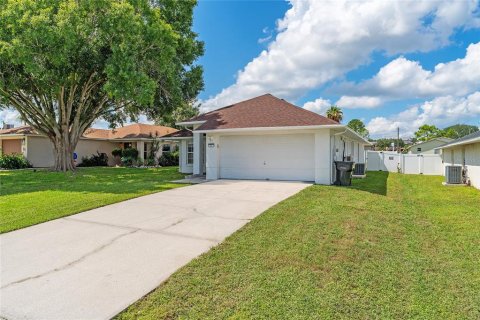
[[366, 151, 443, 175]]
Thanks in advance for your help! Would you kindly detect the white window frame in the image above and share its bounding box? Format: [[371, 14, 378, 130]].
[[187, 143, 194, 165]]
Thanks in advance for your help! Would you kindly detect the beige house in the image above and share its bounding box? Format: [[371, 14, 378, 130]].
[[407, 137, 453, 154], [0, 123, 178, 167]]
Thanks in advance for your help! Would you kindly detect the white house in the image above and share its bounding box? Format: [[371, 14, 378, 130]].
[[407, 137, 453, 154], [438, 131, 480, 189], [161, 94, 370, 184]]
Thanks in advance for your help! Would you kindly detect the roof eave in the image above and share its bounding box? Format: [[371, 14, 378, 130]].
[[435, 137, 480, 150], [176, 120, 207, 126]]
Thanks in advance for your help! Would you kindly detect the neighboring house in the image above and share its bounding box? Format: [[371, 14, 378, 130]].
[[438, 131, 480, 189], [161, 94, 370, 184], [408, 137, 453, 154], [0, 123, 177, 167]]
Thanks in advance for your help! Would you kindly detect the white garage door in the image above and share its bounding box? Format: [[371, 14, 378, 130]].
[[219, 134, 315, 181]]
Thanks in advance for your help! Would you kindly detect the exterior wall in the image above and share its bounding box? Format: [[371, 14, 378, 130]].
[[1, 139, 22, 155], [75, 139, 118, 166], [26, 136, 55, 167], [26, 136, 120, 168], [315, 130, 331, 184], [465, 143, 480, 189], [443, 143, 480, 189]]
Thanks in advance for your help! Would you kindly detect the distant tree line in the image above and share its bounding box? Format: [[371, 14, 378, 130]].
[[413, 124, 479, 142]]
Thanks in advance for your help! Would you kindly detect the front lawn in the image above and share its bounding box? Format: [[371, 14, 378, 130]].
[[117, 172, 480, 319], [0, 167, 184, 233]]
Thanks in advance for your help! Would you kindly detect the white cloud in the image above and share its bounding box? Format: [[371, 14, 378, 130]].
[[367, 92, 480, 137], [336, 96, 382, 109], [334, 42, 480, 101], [201, 0, 480, 112], [303, 98, 331, 115], [0, 109, 22, 126], [258, 27, 273, 44]]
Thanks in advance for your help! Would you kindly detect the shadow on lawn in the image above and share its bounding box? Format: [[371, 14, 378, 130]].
[[349, 171, 389, 196]]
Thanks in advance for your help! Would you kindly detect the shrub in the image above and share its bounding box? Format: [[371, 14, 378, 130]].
[[120, 148, 139, 167], [77, 152, 109, 167], [144, 157, 156, 166], [122, 148, 139, 159], [111, 148, 122, 157], [0, 153, 31, 169], [158, 151, 179, 166]]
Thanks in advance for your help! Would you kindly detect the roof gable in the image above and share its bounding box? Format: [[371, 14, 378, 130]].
[[187, 94, 338, 130]]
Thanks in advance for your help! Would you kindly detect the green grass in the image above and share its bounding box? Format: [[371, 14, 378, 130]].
[[117, 172, 480, 320], [0, 167, 185, 233]]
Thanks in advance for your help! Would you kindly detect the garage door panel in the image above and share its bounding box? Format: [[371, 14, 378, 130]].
[[219, 134, 314, 181]]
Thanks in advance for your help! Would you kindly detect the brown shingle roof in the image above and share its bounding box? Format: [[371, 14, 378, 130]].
[[186, 94, 338, 130], [83, 123, 177, 139], [0, 126, 36, 135], [161, 128, 193, 138]]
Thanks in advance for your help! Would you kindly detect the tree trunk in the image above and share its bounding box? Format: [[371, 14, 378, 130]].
[[51, 135, 78, 172]]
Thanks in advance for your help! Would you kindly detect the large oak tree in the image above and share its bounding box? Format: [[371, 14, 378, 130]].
[[0, 0, 203, 171]]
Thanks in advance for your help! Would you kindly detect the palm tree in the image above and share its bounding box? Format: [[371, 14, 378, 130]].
[[326, 105, 343, 123]]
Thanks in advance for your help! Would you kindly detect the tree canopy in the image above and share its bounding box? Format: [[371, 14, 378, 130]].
[[442, 124, 479, 139], [347, 119, 369, 138], [413, 124, 479, 142], [0, 0, 203, 171], [375, 138, 405, 151], [413, 125, 442, 142], [326, 105, 343, 123]]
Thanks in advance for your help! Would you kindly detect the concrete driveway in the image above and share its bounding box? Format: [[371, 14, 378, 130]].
[[0, 180, 309, 320]]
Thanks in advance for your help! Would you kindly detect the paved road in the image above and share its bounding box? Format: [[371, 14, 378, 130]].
[[1, 180, 310, 320]]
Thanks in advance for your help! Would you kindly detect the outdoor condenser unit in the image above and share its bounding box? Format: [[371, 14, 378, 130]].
[[445, 166, 462, 184], [353, 163, 366, 175]]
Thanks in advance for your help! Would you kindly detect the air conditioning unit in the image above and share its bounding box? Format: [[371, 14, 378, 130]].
[[445, 166, 463, 184], [353, 163, 366, 175]]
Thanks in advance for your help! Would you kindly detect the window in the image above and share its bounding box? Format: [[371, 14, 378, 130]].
[[123, 142, 132, 149], [144, 142, 150, 160], [162, 144, 171, 153], [187, 143, 194, 165], [417, 147, 422, 152]]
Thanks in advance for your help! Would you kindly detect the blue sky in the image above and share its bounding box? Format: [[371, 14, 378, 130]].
[[193, 0, 480, 138]]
